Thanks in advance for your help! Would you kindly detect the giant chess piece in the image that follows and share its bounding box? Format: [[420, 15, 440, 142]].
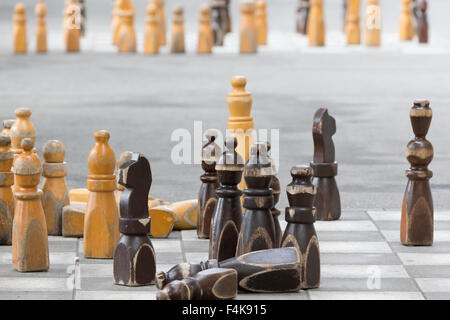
[[209, 137, 243, 261], [13, 3, 27, 54], [112, 0, 121, 45], [236, 143, 276, 255], [345, 0, 360, 45], [364, 0, 381, 46], [399, 0, 414, 41], [0, 136, 14, 245], [416, 0, 428, 44], [310, 108, 341, 221], [64, 0, 81, 52], [401, 100, 433, 246], [281, 165, 320, 289], [197, 130, 221, 239], [266, 142, 281, 248], [157, 268, 237, 300], [155, 0, 167, 46], [144, 3, 160, 55], [296, 0, 310, 35], [157, 247, 302, 293], [113, 153, 156, 286], [255, 0, 267, 45], [84, 130, 120, 258], [239, 0, 258, 54], [1, 120, 15, 136], [12, 139, 49, 272], [307, 0, 325, 46], [225, 0, 232, 33], [197, 4, 214, 54], [117, 0, 136, 53], [42, 140, 70, 236], [170, 5, 185, 53], [35, 0, 47, 53], [211, 0, 227, 46]]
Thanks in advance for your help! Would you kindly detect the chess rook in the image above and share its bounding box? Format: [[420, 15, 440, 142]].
[[64, 0, 81, 52], [255, 0, 267, 45], [117, 0, 136, 53], [13, 3, 27, 54], [197, 4, 214, 54], [84, 130, 120, 258], [296, 0, 310, 35], [209, 137, 243, 261], [170, 5, 185, 53], [281, 165, 320, 289], [1, 120, 15, 136], [416, 0, 428, 43], [42, 140, 70, 236], [157, 268, 237, 300], [239, 0, 258, 54], [144, 3, 160, 54], [211, 0, 227, 46], [0, 136, 14, 245], [12, 139, 49, 272], [236, 143, 276, 255], [307, 0, 325, 46], [364, 0, 381, 46], [345, 0, 360, 45], [310, 108, 341, 221], [113, 153, 156, 286], [266, 142, 281, 248], [157, 247, 302, 293], [35, 0, 47, 53], [197, 130, 220, 239], [399, 0, 414, 41], [401, 100, 434, 246]]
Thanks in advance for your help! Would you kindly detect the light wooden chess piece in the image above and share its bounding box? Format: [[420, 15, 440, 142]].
[[42, 140, 70, 236], [345, 0, 360, 45], [1, 120, 15, 136], [35, 0, 47, 53], [170, 5, 185, 53], [117, 0, 136, 53], [255, 0, 267, 45], [364, 0, 381, 46], [13, 3, 27, 54], [156, 0, 167, 46], [0, 135, 14, 245], [112, 0, 121, 45], [307, 0, 325, 46], [197, 4, 214, 54], [144, 3, 160, 54], [239, 0, 258, 54], [64, 0, 81, 52], [83, 130, 120, 259], [399, 0, 414, 41], [12, 138, 49, 272]]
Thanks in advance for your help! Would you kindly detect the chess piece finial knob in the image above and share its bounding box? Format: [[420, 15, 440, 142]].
[[43, 140, 66, 163]]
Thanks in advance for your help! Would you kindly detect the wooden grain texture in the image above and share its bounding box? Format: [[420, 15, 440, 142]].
[[113, 153, 156, 286], [281, 165, 320, 289], [197, 4, 213, 54], [364, 0, 381, 46], [144, 3, 160, 54], [416, 0, 428, 43], [12, 139, 49, 272], [345, 0, 360, 45], [35, 0, 47, 53], [170, 5, 185, 53], [84, 130, 120, 259], [150, 199, 198, 232], [62, 201, 85, 237], [255, 0, 267, 45], [310, 108, 341, 221], [239, 0, 258, 54], [399, 0, 414, 41], [307, 0, 325, 46], [13, 3, 27, 54], [198, 130, 220, 239], [236, 143, 276, 255], [117, 0, 136, 53], [64, 0, 81, 52], [157, 268, 237, 300], [211, 0, 227, 46], [0, 135, 14, 245], [296, 0, 310, 35], [209, 137, 243, 261], [156, 247, 302, 293], [401, 100, 434, 246]]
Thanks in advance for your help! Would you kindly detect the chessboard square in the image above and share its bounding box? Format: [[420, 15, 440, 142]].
[[75, 290, 155, 300], [185, 252, 209, 263], [321, 253, 402, 265], [183, 239, 210, 252], [317, 231, 384, 242], [155, 252, 184, 264], [390, 241, 450, 253], [78, 257, 113, 265], [398, 253, 450, 266], [375, 220, 450, 231], [0, 291, 73, 300], [424, 293, 450, 300], [0, 263, 73, 278], [0, 278, 71, 291], [0, 252, 76, 265], [315, 221, 377, 232], [156, 264, 175, 273], [152, 240, 182, 253], [181, 230, 198, 240], [318, 278, 418, 292], [367, 211, 400, 221], [320, 241, 392, 254], [79, 264, 112, 278], [310, 291, 424, 300], [48, 240, 78, 252], [406, 265, 450, 278], [339, 211, 371, 221], [416, 278, 450, 293], [321, 265, 409, 279], [79, 277, 157, 292], [48, 236, 78, 243], [164, 230, 182, 240], [235, 291, 309, 300]]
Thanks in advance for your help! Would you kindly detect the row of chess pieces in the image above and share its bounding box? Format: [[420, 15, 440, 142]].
[[0, 77, 435, 300], [11, 0, 429, 56]]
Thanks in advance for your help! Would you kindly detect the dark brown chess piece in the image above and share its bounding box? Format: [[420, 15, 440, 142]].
[[209, 137, 243, 261], [401, 100, 433, 246], [211, 0, 227, 46], [266, 142, 281, 248], [310, 108, 341, 221], [197, 130, 220, 239], [157, 268, 237, 300], [416, 0, 428, 44], [236, 142, 276, 255], [0, 135, 14, 245], [281, 165, 320, 289], [113, 153, 156, 286], [156, 247, 301, 293], [296, 0, 310, 34]]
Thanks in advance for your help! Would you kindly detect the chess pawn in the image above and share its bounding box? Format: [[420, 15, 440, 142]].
[[401, 100, 433, 246], [209, 137, 243, 261], [197, 130, 221, 239], [157, 247, 302, 292], [156, 0, 167, 46], [239, 0, 258, 54], [117, 0, 136, 53], [112, 0, 121, 45], [144, 3, 160, 55], [345, 0, 360, 45], [210, 0, 227, 46], [416, 0, 428, 44], [281, 165, 320, 289], [157, 268, 237, 300], [1, 120, 15, 136], [170, 6, 185, 53], [41, 140, 70, 236], [35, 0, 47, 53], [0, 136, 14, 245], [364, 0, 381, 46], [255, 0, 267, 45], [310, 108, 341, 221], [84, 130, 120, 259], [64, 0, 81, 52], [114, 153, 156, 286], [307, 0, 325, 46], [197, 5, 214, 54], [296, 0, 310, 35], [227, 76, 254, 191], [13, 3, 27, 54], [266, 142, 281, 248], [399, 0, 414, 41], [12, 138, 49, 272], [236, 143, 276, 255]]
